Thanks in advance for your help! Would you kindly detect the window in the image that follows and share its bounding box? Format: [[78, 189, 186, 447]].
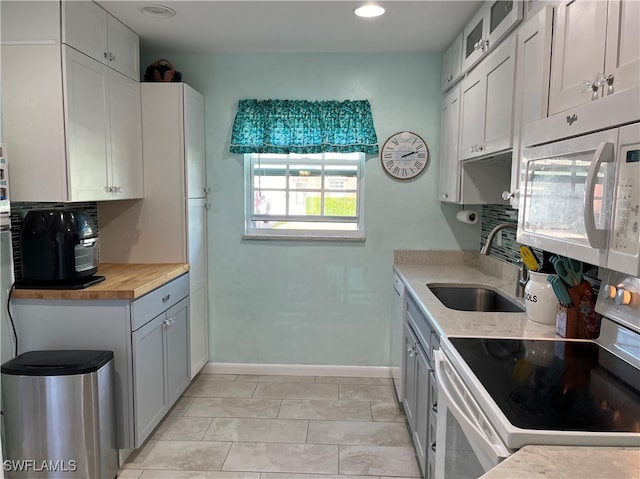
[[244, 152, 365, 239]]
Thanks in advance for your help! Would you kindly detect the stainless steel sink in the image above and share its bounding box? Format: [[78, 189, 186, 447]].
[[427, 283, 525, 313]]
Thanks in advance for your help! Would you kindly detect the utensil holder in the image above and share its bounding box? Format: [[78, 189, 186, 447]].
[[563, 280, 601, 338]]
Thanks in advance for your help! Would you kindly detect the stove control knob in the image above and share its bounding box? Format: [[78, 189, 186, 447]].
[[603, 284, 617, 300], [614, 288, 632, 305]]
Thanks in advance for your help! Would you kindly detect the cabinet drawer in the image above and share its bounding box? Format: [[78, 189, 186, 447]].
[[132, 273, 189, 330]]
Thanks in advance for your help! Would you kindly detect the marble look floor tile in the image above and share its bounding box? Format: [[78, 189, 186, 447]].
[[339, 445, 420, 477], [184, 398, 281, 418], [123, 440, 231, 471], [117, 470, 142, 479], [307, 420, 410, 446], [370, 401, 406, 422], [254, 383, 338, 400], [140, 472, 260, 479], [236, 375, 315, 383], [152, 416, 213, 441], [194, 374, 239, 382], [184, 381, 258, 398], [315, 376, 393, 386], [261, 474, 373, 479], [278, 400, 372, 421], [338, 384, 396, 402], [222, 443, 339, 474], [203, 418, 308, 443], [169, 397, 195, 417]]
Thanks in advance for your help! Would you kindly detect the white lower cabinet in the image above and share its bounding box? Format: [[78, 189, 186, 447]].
[[133, 296, 190, 446], [402, 292, 439, 478], [10, 274, 190, 450]]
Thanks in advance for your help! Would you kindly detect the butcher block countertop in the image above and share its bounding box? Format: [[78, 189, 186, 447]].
[[11, 263, 189, 300]]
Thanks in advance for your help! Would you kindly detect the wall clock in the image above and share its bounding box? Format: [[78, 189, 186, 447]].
[[380, 131, 429, 180]]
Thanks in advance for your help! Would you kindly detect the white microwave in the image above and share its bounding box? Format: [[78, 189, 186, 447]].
[[519, 93, 639, 276]]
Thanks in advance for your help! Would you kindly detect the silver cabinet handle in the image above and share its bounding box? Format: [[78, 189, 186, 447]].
[[582, 78, 600, 101], [104, 52, 108, 59], [162, 294, 171, 302], [502, 191, 515, 200], [441, 193, 449, 200]]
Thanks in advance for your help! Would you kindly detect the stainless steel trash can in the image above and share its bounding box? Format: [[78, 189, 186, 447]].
[[1, 350, 117, 479]]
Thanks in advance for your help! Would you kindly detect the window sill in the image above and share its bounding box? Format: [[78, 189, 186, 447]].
[[242, 234, 366, 242]]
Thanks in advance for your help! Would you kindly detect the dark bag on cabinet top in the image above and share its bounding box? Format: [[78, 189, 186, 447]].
[[143, 59, 183, 82]]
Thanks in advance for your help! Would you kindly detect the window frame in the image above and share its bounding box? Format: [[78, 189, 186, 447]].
[[243, 152, 366, 241]]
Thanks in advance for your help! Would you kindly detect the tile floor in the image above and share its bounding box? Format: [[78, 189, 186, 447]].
[[120, 374, 421, 478]]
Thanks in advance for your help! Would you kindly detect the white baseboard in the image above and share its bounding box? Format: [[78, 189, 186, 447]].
[[202, 362, 392, 378]]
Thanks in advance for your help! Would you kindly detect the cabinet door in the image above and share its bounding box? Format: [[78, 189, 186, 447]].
[[461, 7, 488, 73], [509, 7, 553, 207], [189, 285, 209, 378], [459, 37, 516, 161], [438, 86, 461, 203], [441, 34, 462, 92], [604, 0, 640, 96], [459, 72, 485, 160], [109, 69, 143, 199], [402, 323, 418, 429], [132, 313, 167, 447], [486, 0, 524, 50], [184, 85, 207, 198], [187, 198, 207, 291], [548, 0, 608, 115], [484, 36, 517, 156], [64, 46, 111, 201], [62, 0, 108, 65], [414, 344, 431, 476], [107, 14, 140, 80], [165, 297, 191, 406]]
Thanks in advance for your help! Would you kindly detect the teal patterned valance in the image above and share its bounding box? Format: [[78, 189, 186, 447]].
[[230, 99, 378, 154]]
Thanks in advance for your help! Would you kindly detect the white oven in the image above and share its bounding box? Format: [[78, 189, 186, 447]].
[[432, 271, 640, 478], [519, 86, 640, 276]]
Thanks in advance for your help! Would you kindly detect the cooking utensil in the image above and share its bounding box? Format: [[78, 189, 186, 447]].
[[548, 275, 572, 306], [550, 256, 583, 286], [519, 246, 539, 271]]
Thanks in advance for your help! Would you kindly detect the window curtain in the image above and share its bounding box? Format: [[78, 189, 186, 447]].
[[229, 99, 378, 154]]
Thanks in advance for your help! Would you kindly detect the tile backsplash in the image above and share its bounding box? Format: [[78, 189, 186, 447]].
[[481, 204, 521, 264], [10, 202, 98, 281]]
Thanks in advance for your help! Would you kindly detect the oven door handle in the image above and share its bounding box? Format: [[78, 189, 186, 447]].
[[434, 350, 511, 465], [584, 141, 614, 249]]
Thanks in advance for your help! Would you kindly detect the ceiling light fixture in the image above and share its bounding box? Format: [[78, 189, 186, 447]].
[[354, 4, 385, 18], [140, 4, 176, 18]]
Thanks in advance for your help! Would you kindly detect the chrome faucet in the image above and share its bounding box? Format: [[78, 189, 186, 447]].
[[480, 223, 528, 298]]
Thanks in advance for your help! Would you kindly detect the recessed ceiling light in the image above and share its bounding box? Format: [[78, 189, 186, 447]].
[[140, 5, 176, 18], [354, 4, 385, 18]]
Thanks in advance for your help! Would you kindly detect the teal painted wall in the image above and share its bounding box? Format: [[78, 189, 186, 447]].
[[142, 52, 481, 366]]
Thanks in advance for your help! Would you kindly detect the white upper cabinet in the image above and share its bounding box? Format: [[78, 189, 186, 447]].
[[441, 34, 463, 92], [438, 86, 461, 202], [506, 6, 553, 207], [459, 36, 517, 161], [0, 1, 142, 202], [64, 47, 143, 201], [549, 0, 639, 116], [63, 0, 140, 80], [461, 0, 524, 73]]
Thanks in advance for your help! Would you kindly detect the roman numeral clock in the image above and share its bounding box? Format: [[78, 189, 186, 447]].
[[381, 131, 429, 180]]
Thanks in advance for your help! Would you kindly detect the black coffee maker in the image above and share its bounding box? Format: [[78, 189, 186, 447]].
[[19, 209, 104, 288]]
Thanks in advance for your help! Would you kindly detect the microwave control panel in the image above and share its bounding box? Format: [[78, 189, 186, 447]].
[[612, 145, 639, 256]]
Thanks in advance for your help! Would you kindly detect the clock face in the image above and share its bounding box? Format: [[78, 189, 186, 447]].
[[381, 131, 429, 180]]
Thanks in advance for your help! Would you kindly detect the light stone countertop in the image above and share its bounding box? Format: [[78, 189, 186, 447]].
[[393, 250, 640, 478], [394, 250, 558, 340], [479, 445, 640, 479]]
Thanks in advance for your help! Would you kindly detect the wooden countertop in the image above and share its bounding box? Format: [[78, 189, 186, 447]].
[[11, 263, 190, 300]]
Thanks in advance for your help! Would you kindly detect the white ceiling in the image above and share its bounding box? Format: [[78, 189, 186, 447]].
[[97, 1, 483, 54]]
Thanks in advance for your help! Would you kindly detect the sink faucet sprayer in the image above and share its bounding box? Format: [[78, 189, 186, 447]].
[[480, 223, 528, 298]]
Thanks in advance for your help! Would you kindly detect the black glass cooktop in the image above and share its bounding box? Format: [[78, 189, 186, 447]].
[[449, 338, 640, 433]]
